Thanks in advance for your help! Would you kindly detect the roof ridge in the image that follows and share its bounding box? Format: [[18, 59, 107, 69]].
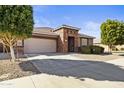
[[54, 24, 80, 31]]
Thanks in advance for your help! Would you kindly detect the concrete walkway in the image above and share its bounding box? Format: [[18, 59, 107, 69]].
[[0, 74, 86, 88], [0, 54, 124, 88], [0, 71, 124, 88], [0, 72, 124, 88]]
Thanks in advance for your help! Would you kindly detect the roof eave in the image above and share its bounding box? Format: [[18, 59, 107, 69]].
[[79, 35, 95, 39], [32, 33, 59, 39]]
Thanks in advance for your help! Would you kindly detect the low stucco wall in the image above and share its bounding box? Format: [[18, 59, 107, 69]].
[[94, 43, 124, 52], [94, 43, 109, 52]]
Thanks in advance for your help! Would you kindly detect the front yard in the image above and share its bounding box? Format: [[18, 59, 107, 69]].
[[0, 59, 39, 81], [0, 53, 123, 82], [0, 53, 124, 87]]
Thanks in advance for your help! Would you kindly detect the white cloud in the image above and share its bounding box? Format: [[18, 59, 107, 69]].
[[34, 16, 51, 27], [81, 21, 101, 38], [33, 5, 51, 27], [33, 5, 48, 13]]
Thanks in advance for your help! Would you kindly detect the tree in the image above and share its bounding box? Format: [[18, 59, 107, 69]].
[[100, 19, 124, 52], [0, 5, 34, 62]]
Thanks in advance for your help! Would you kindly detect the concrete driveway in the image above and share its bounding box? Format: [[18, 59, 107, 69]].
[[25, 53, 124, 87], [0, 53, 124, 88]]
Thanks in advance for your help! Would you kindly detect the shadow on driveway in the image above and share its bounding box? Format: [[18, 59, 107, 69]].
[[19, 59, 124, 82]]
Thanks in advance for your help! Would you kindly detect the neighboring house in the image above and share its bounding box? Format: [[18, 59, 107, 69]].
[[0, 24, 95, 54]]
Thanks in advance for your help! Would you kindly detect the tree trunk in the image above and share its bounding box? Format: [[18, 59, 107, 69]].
[[10, 45, 16, 62], [108, 45, 112, 54]]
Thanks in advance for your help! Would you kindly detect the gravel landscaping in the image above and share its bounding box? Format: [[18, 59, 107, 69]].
[[0, 60, 40, 82]]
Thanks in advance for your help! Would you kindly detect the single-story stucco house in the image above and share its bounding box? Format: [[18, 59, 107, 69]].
[[0, 24, 95, 54]]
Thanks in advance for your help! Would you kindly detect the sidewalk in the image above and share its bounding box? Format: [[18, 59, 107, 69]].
[[0, 73, 124, 88], [0, 74, 85, 88]]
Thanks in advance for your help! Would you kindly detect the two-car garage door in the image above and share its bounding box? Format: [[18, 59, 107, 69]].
[[24, 38, 57, 54]]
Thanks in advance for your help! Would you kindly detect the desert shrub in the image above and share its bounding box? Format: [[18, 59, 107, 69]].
[[80, 46, 91, 54], [89, 45, 104, 54], [79, 45, 104, 54]]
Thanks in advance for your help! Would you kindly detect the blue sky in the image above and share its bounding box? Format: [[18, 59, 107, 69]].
[[33, 5, 124, 39]]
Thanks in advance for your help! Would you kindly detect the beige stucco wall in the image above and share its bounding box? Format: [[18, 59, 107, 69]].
[[116, 45, 124, 50]]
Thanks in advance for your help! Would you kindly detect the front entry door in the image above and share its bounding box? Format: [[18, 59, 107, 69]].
[[68, 37, 75, 52]]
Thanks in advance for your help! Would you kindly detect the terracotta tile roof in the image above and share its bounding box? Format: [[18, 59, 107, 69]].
[[33, 27, 59, 36], [33, 26, 95, 39]]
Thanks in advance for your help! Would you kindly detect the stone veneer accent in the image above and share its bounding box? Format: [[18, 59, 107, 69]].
[[54, 27, 79, 53]]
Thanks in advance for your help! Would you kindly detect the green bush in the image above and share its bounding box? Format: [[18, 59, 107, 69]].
[[80, 46, 91, 54], [90, 45, 104, 54], [79, 45, 104, 54]]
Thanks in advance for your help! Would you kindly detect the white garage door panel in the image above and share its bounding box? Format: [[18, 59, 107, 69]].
[[24, 38, 56, 53]]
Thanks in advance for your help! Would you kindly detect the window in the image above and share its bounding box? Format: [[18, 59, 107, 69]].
[[81, 38, 88, 46]]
